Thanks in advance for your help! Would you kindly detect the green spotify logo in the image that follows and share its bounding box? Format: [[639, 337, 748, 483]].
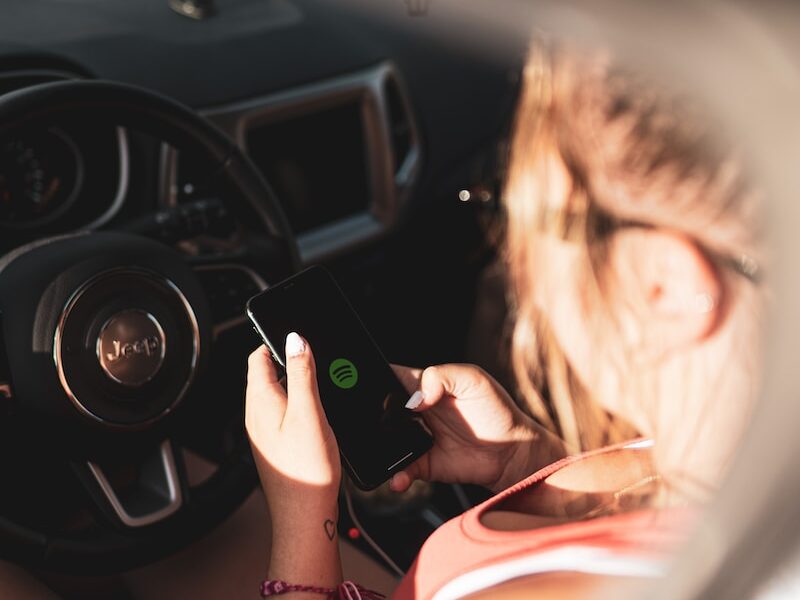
[[329, 358, 358, 389]]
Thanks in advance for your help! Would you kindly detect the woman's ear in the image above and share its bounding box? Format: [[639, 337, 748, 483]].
[[607, 228, 724, 358]]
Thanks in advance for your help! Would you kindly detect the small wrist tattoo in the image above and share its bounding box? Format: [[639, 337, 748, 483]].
[[323, 519, 336, 541]]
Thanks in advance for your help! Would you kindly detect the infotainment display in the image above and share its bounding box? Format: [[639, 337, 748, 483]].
[[245, 102, 370, 234]]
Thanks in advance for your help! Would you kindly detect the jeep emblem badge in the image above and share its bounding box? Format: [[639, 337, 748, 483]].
[[97, 310, 166, 387]]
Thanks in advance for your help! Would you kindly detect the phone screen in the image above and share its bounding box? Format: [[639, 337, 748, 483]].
[[246, 266, 432, 489]]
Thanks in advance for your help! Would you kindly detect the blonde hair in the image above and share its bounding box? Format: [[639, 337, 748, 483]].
[[504, 38, 763, 464]]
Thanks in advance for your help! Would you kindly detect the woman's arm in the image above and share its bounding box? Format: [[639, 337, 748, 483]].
[[246, 336, 343, 597], [267, 501, 342, 597]]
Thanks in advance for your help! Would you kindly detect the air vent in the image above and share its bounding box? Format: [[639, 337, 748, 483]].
[[383, 75, 419, 187]]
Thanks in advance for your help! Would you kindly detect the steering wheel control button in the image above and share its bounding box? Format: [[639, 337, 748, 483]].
[[329, 358, 358, 390], [97, 310, 166, 387]]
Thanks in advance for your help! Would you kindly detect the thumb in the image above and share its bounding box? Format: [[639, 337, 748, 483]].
[[404, 364, 484, 412], [391, 364, 422, 393], [403, 364, 457, 412], [284, 332, 325, 421]]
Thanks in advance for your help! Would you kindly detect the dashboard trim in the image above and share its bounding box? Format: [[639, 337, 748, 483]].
[[161, 62, 421, 264], [84, 126, 130, 230]]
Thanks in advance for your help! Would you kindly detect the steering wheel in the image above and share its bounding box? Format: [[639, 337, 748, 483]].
[[0, 80, 299, 573]]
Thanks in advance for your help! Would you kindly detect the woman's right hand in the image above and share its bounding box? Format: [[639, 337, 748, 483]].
[[390, 364, 566, 494]]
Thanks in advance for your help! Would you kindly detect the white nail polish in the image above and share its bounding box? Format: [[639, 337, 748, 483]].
[[285, 332, 305, 357], [405, 391, 424, 409]]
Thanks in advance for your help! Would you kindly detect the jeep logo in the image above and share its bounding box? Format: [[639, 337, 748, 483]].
[[97, 310, 166, 387], [105, 336, 162, 363]]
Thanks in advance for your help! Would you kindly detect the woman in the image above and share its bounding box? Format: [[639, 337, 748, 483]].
[[245, 39, 764, 599]]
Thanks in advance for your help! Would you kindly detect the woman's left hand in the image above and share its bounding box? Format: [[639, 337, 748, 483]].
[[245, 333, 341, 521]]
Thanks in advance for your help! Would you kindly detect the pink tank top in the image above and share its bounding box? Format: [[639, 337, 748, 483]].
[[392, 440, 694, 600]]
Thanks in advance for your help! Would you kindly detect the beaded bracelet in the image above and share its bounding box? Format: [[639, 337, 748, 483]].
[[260, 579, 386, 600]]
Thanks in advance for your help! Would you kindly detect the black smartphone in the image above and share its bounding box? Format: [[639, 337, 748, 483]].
[[246, 266, 432, 490]]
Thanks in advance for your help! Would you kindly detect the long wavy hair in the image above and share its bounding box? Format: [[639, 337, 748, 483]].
[[503, 38, 763, 475]]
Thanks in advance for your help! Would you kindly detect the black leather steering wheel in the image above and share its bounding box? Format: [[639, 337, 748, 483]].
[[0, 80, 299, 573]]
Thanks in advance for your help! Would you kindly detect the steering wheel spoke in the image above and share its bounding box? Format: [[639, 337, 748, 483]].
[[73, 440, 187, 529]]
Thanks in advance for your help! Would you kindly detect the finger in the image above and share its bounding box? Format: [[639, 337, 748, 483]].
[[391, 364, 422, 393], [284, 332, 325, 421], [246, 346, 287, 425], [402, 364, 452, 411], [388, 456, 427, 492], [389, 470, 413, 492]]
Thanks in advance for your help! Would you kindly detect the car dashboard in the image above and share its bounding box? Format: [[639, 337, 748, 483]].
[[0, 0, 525, 574]]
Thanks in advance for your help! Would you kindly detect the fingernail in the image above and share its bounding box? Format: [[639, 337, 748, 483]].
[[405, 390, 424, 409], [694, 292, 716, 314], [285, 332, 305, 357]]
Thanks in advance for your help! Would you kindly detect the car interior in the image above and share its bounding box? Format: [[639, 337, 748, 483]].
[[3, 2, 800, 599], [0, 0, 525, 593]]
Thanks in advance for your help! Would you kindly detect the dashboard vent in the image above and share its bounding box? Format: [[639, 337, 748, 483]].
[[383, 76, 416, 181]]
